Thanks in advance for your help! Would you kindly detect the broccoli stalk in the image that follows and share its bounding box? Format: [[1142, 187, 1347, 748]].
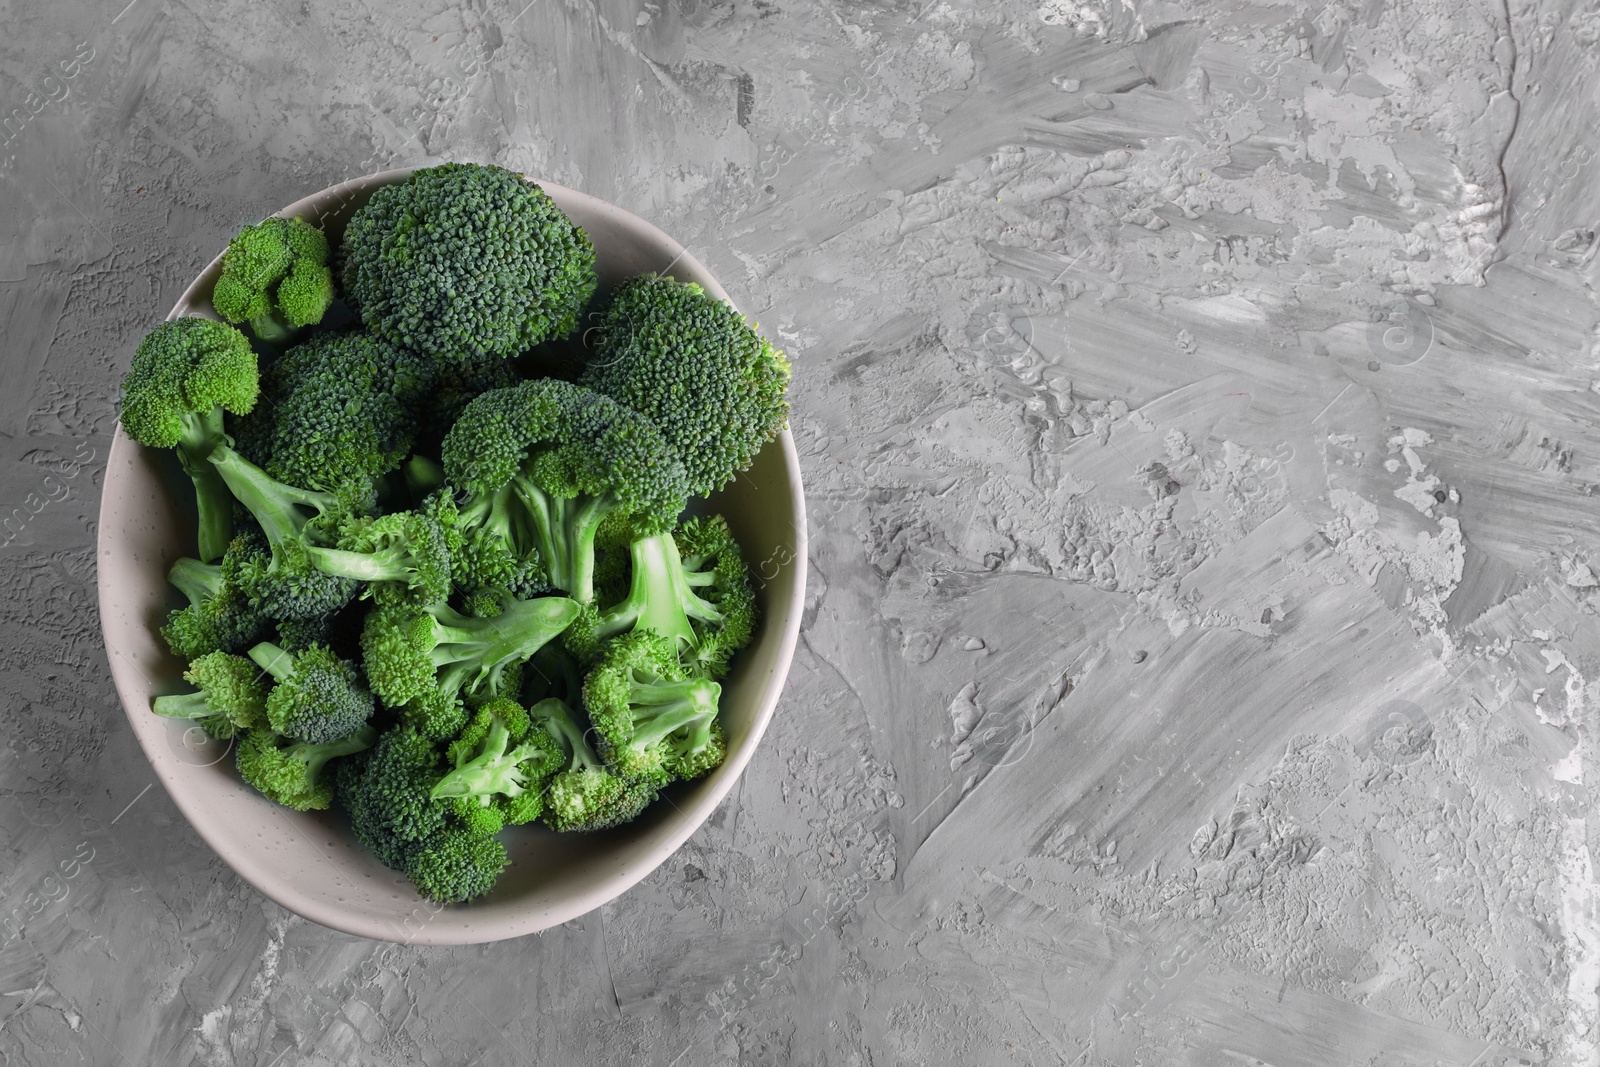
[[302, 510, 452, 607], [119, 317, 259, 562], [430, 698, 562, 833], [160, 552, 268, 659]]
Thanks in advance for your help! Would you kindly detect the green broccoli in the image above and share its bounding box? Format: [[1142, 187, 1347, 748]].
[[206, 444, 361, 620], [430, 697, 562, 834], [359, 592, 581, 709], [307, 509, 453, 607], [336, 725, 507, 903], [159, 552, 268, 660], [565, 514, 756, 677], [341, 162, 597, 359], [210, 216, 334, 342], [151, 651, 269, 739], [583, 631, 723, 783], [248, 641, 375, 744], [273, 613, 336, 653], [235, 332, 428, 507], [236, 724, 376, 811], [533, 697, 658, 832], [440, 380, 689, 603], [119, 317, 259, 562], [582, 272, 791, 497]]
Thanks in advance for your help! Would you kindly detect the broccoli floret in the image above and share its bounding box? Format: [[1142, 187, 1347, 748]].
[[533, 697, 658, 832], [248, 641, 375, 744], [582, 272, 791, 497], [207, 444, 361, 620], [341, 162, 597, 359], [359, 593, 581, 708], [119, 317, 259, 562], [431, 698, 563, 833], [339, 725, 449, 869], [405, 826, 508, 904], [160, 553, 268, 660], [440, 380, 689, 603], [566, 515, 756, 679], [583, 631, 723, 783], [210, 216, 334, 342], [238, 332, 427, 506], [399, 686, 470, 742], [306, 509, 453, 607], [151, 651, 269, 739], [236, 724, 376, 811], [274, 613, 335, 653]]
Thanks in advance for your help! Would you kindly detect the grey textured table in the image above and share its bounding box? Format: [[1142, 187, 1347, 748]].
[[2, 1, 1597, 1064]]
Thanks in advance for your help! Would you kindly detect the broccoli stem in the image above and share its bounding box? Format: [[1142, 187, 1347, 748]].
[[248, 309, 294, 344], [429, 597, 581, 699], [152, 691, 218, 719], [430, 718, 542, 801], [510, 480, 611, 602], [626, 677, 719, 750], [247, 642, 296, 684], [291, 725, 379, 778], [208, 444, 339, 549], [168, 557, 222, 606], [175, 407, 235, 563], [590, 533, 718, 650], [404, 455, 445, 498], [532, 698, 602, 772], [303, 543, 413, 584]]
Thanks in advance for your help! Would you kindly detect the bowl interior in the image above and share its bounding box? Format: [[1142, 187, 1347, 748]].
[[96, 170, 806, 944]]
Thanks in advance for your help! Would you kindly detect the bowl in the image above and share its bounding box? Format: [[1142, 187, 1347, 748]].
[[95, 168, 807, 944]]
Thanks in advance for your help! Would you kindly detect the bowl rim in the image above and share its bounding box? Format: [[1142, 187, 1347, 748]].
[[96, 167, 808, 943]]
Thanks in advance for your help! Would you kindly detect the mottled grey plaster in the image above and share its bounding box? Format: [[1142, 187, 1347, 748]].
[[2, 0, 1599, 1064]]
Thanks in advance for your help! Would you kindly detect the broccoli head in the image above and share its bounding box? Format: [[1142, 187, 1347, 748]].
[[210, 216, 335, 342], [236, 724, 376, 811], [151, 651, 269, 739], [441, 380, 689, 603], [405, 826, 508, 904], [532, 697, 658, 832], [582, 272, 791, 496], [339, 725, 449, 869], [119, 317, 259, 562], [583, 630, 723, 784], [249, 641, 375, 744], [341, 162, 597, 359]]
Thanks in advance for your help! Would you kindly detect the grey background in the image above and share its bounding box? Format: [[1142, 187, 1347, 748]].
[[2, 0, 1597, 1064]]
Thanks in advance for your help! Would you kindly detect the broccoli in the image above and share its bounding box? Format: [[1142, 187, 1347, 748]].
[[236, 724, 377, 811], [583, 631, 724, 783], [405, 827, 509, 904], [566, 514, 756, 679], [236, 332, 428, 506], [307, 509, 453, 607], [336, 725, 507, 902], [440, 380, 689, 603], [248, 641, 376, 744], [274, 613, 336, 653], [119, 317, 259, 562], [430, 698, 562, 834], [341, 162, 597, 359], [160, 552, 268, 660], [582, 272, 791, 497], [210, 216, 334, 342], [206, 444, 361, 620], [533, 697, 658, 832], [359, 592, 581, 709], [151, 651, 268, 739]]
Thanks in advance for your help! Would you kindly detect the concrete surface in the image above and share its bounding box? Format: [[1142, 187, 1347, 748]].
[[2, 0, 1599, 1064]]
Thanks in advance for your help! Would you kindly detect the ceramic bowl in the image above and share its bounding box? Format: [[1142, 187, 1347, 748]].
[[96, 168, 806, 944]]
